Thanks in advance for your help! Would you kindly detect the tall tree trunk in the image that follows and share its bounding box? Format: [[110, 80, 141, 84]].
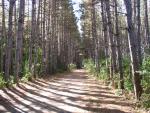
[[114, 0, 124, 89], [91, 0, 99, 73], [101, 0, 109, 78], [105, 0, 117, 81], [41, 0, 47, 74], [29, 0, 36, 74], [33, 0, 41, 76], [137, 0, 142, 65], [1, 0, 6, 73], [144, 0, 150, 48], [15, 0, 25, 82], [5, 0, 16, 82], [124, 0, 142, 100], [45, 0, 51, 74]]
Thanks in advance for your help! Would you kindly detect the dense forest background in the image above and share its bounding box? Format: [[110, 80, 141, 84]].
[[80, 0, 150, 108], [0, 0, 150, 110], [0, 0, 81, 84]]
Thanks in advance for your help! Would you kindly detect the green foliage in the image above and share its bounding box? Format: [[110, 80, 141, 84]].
[[98, 66, 108, 80], [0, 73, 5, 88], [83, 59, 108, 80], [142, 56, 150, 72], [9, 76, 15, 85], [140, 93, 150, 109], [83, 57, 134, 92], [5, 75, 15, 87], [115, 89, 123, 96], [83, 59, 97, 75], [140, 57, 150, 109], [36, 63, 42, 75], [122, 57, 134, 91], [22, 60, 32, 82], [98, 59, 108, 80], [124, 76, 133, 91], [36, 48, 42, 75], [123, 57, 130, 76], [141, 71, 150, 93], [68, 63, 77, 71], [142, 57, 150, 88], [0, 73, 23, 87]]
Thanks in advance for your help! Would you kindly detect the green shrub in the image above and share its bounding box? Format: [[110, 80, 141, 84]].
[[68, 63, 76, 71], [122, 57, 134, 91], [4, 75, 15, 86], [0, 73, 5, 88], [36, 63, 42, 75], [22, 60, 32, 82], [98, 59, 108, 80], [140, 56, 150, 109], [123, 57, 131, 76], [142, 57, 150, 90], [98, 66, 108, 80], [141, 57, 150, 92], [83, 59, 108, 80], [142, 56, 150, 72], [124, 76, 133, 91], [140, 93, 150, 109], [83, 59, 96, 75], [9, 76, 15, 85]]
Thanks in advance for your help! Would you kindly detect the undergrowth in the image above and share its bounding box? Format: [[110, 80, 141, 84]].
[[83, 57, 150, 109], [0, 73, 5, 88], [140, 57, 150, 109], [0, 60, 75, 88], [68, 63, 77, 71]]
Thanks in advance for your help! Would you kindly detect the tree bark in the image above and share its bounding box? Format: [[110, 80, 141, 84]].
[[5, 0, 16, 82], [29, 0, 36, 74], [136, 0, 142, 65], [1, 0, 6, 73], [114, 0, 124, 89], [105, 0, 117, 81], [124, 0, 142, 100], [15, 0, 25, 82], [144, 0, 150, 48], [91, 0, 99, 73], [101, 0, 109, 78]]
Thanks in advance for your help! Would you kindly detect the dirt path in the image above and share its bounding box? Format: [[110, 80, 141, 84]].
[[0, 69, 135, 113]]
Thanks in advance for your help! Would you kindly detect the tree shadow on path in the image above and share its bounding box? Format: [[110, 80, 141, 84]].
[[0, 69, 134, 113]]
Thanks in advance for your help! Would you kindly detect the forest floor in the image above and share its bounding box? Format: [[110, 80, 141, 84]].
[[0, 69, 137, 113]]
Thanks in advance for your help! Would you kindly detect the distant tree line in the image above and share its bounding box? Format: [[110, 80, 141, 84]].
[[0, 0, 80, 84]]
